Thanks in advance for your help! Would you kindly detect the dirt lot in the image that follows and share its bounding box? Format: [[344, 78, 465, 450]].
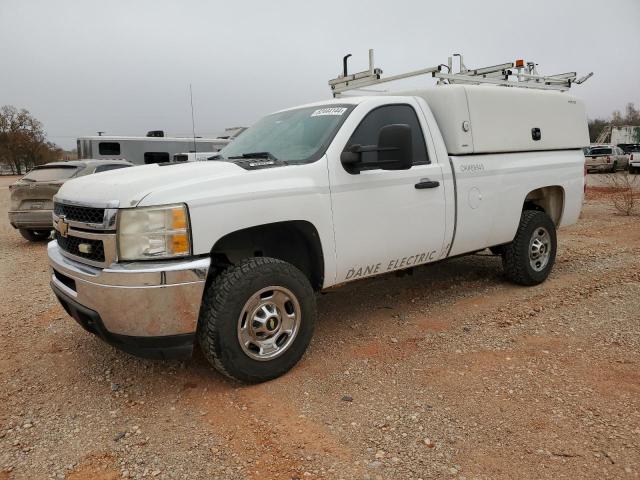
[[0, 174, 639, 480]]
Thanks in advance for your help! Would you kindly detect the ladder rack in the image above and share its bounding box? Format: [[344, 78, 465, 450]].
[[328, 50, 593, 97], [595, 125, 611, 144]]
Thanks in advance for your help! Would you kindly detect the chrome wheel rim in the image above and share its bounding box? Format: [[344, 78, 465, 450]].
[[237, 286, 301, 361], [529, 227, 551, 272]]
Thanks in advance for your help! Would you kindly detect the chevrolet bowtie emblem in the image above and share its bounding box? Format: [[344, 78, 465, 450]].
[[58, 215, 69, 238]]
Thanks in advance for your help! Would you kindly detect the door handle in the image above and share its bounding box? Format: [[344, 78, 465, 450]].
[[415, 179, 440, 189]]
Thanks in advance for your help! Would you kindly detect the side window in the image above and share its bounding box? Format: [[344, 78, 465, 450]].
[[98, 142, 121, 155], [345, 104, 429, 172], [94, 164, 130, 173], [144, 152, 170, 164]]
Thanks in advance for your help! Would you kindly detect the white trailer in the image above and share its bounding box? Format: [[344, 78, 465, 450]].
[[76, 135, 230, 165]]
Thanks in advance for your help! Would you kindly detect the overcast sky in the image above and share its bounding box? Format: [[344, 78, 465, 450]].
[[1, 0, 639, 149]]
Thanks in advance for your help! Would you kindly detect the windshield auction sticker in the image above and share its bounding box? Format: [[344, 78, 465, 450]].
[[311, 107, 347, 117]]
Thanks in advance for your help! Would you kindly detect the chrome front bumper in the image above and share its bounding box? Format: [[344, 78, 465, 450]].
[[48, 241, 210, 341], [9, 209, 53, 229]]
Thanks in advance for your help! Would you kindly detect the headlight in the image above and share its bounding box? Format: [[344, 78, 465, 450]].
[[117, 204, 191, 260]]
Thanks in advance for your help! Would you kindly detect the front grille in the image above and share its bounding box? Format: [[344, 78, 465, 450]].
[[56, 232, 105, 262], [54, 202, 105, 224]]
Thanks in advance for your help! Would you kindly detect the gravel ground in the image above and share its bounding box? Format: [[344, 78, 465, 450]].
[[0, 174, 639, 480]]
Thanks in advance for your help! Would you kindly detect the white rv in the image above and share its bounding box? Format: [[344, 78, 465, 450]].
[[76, 133, 230, 165]]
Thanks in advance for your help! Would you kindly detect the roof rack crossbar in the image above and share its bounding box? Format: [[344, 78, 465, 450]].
[[328, 49, 592, 96]]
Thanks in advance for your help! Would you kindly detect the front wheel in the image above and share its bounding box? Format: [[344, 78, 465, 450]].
[[502, 210, 557, 286], [198, 257, 317, 383], [19, 229, 51, 242]]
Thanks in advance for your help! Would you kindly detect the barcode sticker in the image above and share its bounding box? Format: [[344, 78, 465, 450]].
[[311, 107, 347, 117]]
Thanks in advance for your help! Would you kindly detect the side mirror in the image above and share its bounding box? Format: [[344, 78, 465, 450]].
[[340, 145, 362, 166], [340, 124, 413, 173]]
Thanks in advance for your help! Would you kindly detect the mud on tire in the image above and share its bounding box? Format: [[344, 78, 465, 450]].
[[197, 257, 317, 383]]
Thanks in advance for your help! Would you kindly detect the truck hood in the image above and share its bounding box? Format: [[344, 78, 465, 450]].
[[55, 162, 245, 207]]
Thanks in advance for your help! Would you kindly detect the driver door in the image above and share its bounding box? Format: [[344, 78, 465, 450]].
[[327, 100, 447, 283]]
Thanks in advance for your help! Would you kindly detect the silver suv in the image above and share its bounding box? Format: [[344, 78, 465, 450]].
[[8, 160, 132, 241]]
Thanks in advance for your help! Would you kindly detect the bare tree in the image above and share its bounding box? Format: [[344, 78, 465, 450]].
[[624, 103, 640, 125], [588, 117, 608, 143], [0, 105, 60, 175]]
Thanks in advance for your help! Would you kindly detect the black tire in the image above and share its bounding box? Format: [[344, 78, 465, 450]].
[[19, 229, 51, 242], [198, 257, 317, 383], [502, 210, 557, 286], [610, 161, 617, 173]]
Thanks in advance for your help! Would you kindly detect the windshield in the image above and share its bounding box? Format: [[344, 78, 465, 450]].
[[218, 104, 354, 163], [22, 166, 79, 182]]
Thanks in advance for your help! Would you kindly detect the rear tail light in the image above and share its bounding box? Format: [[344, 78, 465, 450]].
[[606, 156, 611, 163], [631, 154, 634, 161], [583, 163, 587, 194]]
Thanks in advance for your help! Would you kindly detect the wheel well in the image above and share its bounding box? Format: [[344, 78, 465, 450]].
[[523, 186, 564, 226], [208, 221, 324, 290]]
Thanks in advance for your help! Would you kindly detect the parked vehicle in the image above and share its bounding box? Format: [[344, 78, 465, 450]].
[[585, 145, 629, 172], [47, 54, 590, 382], [8, 160, 132, 241], [617, 143, 640, 154], [76, 132, 231, 165], [624, 144, 640, 173]]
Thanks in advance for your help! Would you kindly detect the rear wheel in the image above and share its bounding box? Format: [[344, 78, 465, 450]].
[[19, 229, 51, 242], [198, 257, 316, 383], [610, 161, 617, 173], [502, 210, 557, 286]]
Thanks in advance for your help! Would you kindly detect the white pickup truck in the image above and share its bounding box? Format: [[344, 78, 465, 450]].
[[48, 67, 589, 382]]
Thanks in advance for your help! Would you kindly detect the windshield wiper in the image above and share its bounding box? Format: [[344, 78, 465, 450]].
[[228, 151, 278, 160]]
